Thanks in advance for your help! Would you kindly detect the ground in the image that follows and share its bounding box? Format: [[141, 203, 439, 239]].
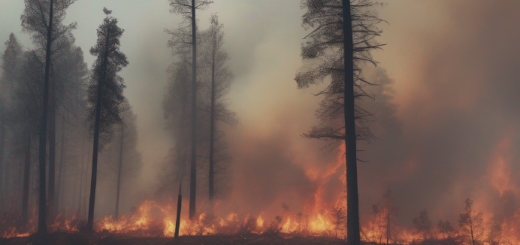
[[1, 233, 365, 245]]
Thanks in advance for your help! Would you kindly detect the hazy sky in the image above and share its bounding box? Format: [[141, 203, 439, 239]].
[[2, 0, 520, 227]]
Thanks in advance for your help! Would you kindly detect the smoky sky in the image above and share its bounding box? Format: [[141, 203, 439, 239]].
[[2, 0, 520, 228]]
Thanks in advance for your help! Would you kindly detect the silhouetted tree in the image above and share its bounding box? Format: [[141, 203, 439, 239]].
[[86, 8, 129, 232], [372, 189, 398, 244], [15, 50, 45, 226], [437, 220, 455, 239], [168, 0, 213, 220], [0, 33, 23, 211], [200, 14, 236, 214], [296, 1, 384, 244], [413, 209, 433, 240], [21, 0, 77, 233], [96, 102, 141, 220], [458, 198, 484, 245]]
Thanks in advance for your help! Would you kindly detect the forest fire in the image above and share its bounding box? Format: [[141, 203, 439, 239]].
[[2, 0, 520, 244]]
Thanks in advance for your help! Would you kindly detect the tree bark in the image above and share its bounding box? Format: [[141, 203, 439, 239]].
[[87, 29, 110, 232], [22, 134, 31, 226], [189, 0, 197, 220], [38, 0, 54, 235], [115, 125, 124, 220], [343, 0, 360, 244], [208, 33, 216, 214]]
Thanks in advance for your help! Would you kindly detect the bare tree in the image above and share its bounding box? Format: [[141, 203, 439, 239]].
[[86, 8, 129, 232], [167, 0, 213, 220], [296, 1, 384, 244]]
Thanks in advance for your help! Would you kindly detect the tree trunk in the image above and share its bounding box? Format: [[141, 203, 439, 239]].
[[55, 117, 65, 215], [208, 34, 216, 214], [48, 76, 56, 221], [174, 182, 182, 238], [38, 0, 54, 235], [115, 125, 124, 220], [77, 139, 84, 218], [343, 1, 360, 244], [189, 0, 197, 220], [87, 30, 110, 232], [22, 134, 31, 226]]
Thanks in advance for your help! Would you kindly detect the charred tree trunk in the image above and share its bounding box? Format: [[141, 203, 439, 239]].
[[55, 117, 65, 215], [208, 43, 216, 213], [22, 134, 31, 226], [343, 1, 360, 244], [48, 77, 56, 221], [189, 0, 198, 220], [115, 125, 124, 220], [87, 30, 110, 232], [38, 0, 54, 235], [175, 183, 182, 238]]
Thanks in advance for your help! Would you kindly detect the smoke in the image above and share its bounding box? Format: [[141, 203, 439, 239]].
[[355, 0, 520, 226]]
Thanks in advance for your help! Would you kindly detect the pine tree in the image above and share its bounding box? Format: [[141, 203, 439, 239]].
[[296, 1, 384, 244], [0, 33, 23, 212], [86, 7, 129, 232], [201, 14, 236, 214], [168, 0, 213, 219], [21, 0, 77, 233]]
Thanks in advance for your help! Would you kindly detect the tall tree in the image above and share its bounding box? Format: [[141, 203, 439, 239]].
[[296, 1, 384, 243], [86, 8, 129, 232], [168, 0, 213, 219], [201, 14, 236, 213], [21, 0, 77, 234], [0, 33, 23, 211], [16, 50, 45, 226]]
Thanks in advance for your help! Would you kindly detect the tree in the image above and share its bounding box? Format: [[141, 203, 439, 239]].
[[201, 14, 236, 214], [413, 209, 433, 240], [21, 0, 77, 234], [168, 0, 213, 220], [372, 189, 398, 244], [86, 7, 129, 232], [15, 50, 45, 226], [96, 102, 141, 220], [296, 1, 384, 244], [0, 33, 23, 211], [458, 198, 484, 245], [437, 220, 455, 239]]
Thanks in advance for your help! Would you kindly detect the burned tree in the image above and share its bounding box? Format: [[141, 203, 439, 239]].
[[20, 0, 77, 233], [167, 0, 213, 219], [86, 8, 129, 232], [296, 1, 384, 244]]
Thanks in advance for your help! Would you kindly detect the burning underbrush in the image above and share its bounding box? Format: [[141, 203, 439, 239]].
[[3, 197, 520, 245]]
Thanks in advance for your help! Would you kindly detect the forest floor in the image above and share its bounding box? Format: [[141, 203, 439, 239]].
[[1, 232, 365, 245]]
